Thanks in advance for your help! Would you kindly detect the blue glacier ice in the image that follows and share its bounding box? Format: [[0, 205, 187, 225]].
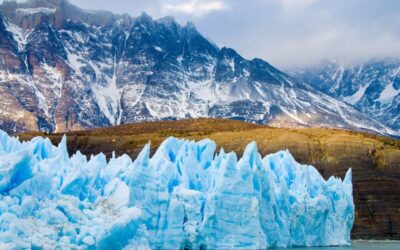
[[0, 129, 354, 249]]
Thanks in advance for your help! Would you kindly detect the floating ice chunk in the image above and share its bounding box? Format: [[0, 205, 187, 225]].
[[0, 129, 354, 249]]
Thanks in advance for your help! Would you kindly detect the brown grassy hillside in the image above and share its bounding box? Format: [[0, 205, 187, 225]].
[[18, 118, 400, 240]]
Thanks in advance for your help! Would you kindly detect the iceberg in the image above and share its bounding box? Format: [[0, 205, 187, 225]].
[[0, 130, 354, 249]]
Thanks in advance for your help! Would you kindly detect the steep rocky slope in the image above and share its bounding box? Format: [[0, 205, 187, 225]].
[[291, 59, 400, 132], [0, 0, 397, 136]]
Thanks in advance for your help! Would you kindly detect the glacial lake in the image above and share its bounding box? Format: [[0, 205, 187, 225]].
[[275, 240, 400, 249]]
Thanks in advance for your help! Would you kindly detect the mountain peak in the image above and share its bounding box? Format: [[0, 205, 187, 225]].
[[220, 47, 238, 55], [184, 21, 202, 38], [137, 12, 152, 22], [157, 15, 176, 26], [185, 21, 197, 31]]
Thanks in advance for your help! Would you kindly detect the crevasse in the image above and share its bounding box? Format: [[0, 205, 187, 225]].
[[0, 130, 354, 249]]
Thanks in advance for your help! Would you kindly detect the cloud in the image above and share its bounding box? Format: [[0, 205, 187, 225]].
[[259, 27, 400, 68], [188, 0, 400, 68], [161, 0, 228, 17], [279, 0, 316, 10]]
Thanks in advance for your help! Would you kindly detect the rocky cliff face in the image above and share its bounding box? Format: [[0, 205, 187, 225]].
[[0, 0, 397, 136], [291, 59, 400, 133]]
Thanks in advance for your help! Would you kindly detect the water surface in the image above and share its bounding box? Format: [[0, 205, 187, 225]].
[[275, 240, 400, 249]]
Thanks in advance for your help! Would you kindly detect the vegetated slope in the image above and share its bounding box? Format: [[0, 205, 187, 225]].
[[0, 0, 397, 137], [18, 118, 400, 240]]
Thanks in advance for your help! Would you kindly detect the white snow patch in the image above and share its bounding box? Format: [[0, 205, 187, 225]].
[[253, 83, 264, 98], [26, 76, 50, 118], [330, 66, 344, 92], [4, 22, 32, 52], [280, 107, 305, 125], [60, 30, 85, 44], [93, 82, 122, 125], [228, 59, 235, 71], [177, 55, 184, 64], [124, 31, 130, 42], [378, 83, 400, 104], [87, 61, 102, 80], [92, 54, 123, 125], [343, 84, 369, 105], [66, 51, 85, 73], [41, 64, 64, 100], [16, 7, 56, 15], [154, 46, 163, 52]]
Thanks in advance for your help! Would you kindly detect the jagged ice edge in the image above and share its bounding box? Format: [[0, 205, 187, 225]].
[[0, 129, 354, 249]]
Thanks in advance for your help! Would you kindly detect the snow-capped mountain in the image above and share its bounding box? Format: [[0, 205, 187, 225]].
[[291, 59, 400, 133], [0, 0, 397, 136]]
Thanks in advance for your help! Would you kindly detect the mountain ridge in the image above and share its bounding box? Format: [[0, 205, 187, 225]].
[[291, 59, 400, 132], [0, 0, 398, 137]]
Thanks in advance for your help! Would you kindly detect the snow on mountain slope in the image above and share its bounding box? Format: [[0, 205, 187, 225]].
[[0, 0, 397, 137], [16, 7, 56, 15], [291, 59, 400, 133], [0, 130, 354, 249]]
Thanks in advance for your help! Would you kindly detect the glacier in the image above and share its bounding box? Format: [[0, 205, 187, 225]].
[[0, 129, 354, 249]]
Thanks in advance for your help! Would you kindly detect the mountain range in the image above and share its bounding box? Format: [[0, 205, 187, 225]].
[[291, 59, 400, 133], [0, 0, 397, 137]]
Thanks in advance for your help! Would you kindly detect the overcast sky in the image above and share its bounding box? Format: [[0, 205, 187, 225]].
[[5, 0, 400, 68]]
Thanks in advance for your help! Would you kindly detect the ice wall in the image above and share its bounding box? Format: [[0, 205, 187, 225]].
[[0, 130, 354, 249]]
